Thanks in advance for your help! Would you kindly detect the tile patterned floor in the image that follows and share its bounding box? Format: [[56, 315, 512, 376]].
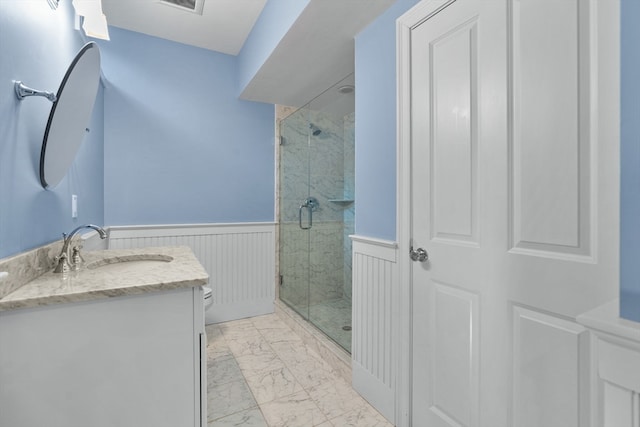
[[206, 314, 393, 427]]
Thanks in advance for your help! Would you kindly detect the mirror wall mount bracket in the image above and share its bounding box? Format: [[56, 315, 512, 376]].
[[14, 81, 57, 103]]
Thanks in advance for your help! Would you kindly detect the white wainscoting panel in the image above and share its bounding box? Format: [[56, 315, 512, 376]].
[[602, 381, 637, 427], [597, 337, 640, 427], [108, 223, 276, 323], [578, 300, 640, 426], [351, 235, 397, 423], [512, 305, 590, 427]]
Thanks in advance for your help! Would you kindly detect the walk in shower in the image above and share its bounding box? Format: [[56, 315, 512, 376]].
[[278, 75, 354, 352]]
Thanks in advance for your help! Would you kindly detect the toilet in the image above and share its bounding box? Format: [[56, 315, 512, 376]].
[[203, 286, 216, 325], [203, 286, 213, 310]]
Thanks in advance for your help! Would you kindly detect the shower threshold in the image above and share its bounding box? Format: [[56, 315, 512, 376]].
[[279, 297, 352, 353], [275, 300, 352, 383]]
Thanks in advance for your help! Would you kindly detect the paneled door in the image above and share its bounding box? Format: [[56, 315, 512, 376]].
[[399, 0, 619, 426]]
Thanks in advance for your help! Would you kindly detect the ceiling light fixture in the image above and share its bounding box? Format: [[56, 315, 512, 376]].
[[47, 0, 59, 10], [72, 0, 110, 40]]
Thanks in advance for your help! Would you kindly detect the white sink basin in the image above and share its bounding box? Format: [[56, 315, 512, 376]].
[[86, 254, 173, 273]]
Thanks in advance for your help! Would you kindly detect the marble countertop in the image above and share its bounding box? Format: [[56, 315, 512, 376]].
[[0, 246, 209, 312]]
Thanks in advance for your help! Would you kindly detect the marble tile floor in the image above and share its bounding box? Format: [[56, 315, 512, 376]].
[[206, 313, 392, 427]]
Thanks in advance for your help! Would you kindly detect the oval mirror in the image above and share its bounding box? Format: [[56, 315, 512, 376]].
[[40, 42, 101, 189]]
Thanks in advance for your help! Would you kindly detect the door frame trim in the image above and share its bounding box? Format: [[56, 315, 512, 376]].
[[395, 11, 412, 427], [396, 1, 458, 426]]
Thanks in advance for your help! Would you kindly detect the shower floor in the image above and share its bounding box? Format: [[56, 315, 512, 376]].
[[284, 297, 352, 353]]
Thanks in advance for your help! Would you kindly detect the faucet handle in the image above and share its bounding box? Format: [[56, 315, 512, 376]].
[[71, 245, 84, 270], [53, 252, 71, 274]]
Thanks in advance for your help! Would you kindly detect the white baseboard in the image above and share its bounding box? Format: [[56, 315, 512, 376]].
[[353, 361, 395, 423]]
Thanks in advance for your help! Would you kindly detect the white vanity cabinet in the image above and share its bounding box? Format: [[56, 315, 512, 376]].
[[0, 286, 206, 427]]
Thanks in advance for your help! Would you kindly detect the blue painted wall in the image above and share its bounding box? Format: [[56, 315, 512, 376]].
[[0, 1, 104, 259], [354, 0, 420, 241], [237, 0, 310, 96], [620, 0, 640, 321], [4, 1, 634, 323], [99, 28, 275, 225]]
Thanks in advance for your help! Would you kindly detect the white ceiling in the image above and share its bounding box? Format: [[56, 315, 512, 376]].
[[101, 0, 395, 107], [240, 0, 395, 107], [102, 0, 267, 55]]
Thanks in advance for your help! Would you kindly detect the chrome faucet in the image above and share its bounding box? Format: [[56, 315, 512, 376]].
[[54, 224, 107, 273]]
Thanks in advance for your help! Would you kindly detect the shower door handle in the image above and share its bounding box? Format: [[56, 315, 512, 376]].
[[299, 203, 313, 230], [298, 197, 318, 230]]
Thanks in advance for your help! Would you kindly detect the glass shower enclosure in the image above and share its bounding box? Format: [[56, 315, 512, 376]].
[[279, 75, 355, 352]]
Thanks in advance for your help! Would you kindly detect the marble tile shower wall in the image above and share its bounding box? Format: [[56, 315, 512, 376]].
[[281, 222, 346, 306], [279, 108, 354, 307], [280, 113, 346, 224]]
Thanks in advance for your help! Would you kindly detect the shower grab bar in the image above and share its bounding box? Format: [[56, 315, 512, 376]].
[[299, 203, 312, 230]]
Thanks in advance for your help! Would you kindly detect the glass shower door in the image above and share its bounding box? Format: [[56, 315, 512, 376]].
[[278, 74, 355, 352], [306, 110, 353, 351], [279, 106, 311, 319]]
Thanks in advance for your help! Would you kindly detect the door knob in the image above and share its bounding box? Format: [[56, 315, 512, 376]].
[[410, 246, 428, 262]]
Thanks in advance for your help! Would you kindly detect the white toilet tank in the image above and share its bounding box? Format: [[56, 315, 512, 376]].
[[203, 286, 213, 309]]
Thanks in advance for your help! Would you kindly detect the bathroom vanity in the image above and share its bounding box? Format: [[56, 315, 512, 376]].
[[0, 246, 208, 427]]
